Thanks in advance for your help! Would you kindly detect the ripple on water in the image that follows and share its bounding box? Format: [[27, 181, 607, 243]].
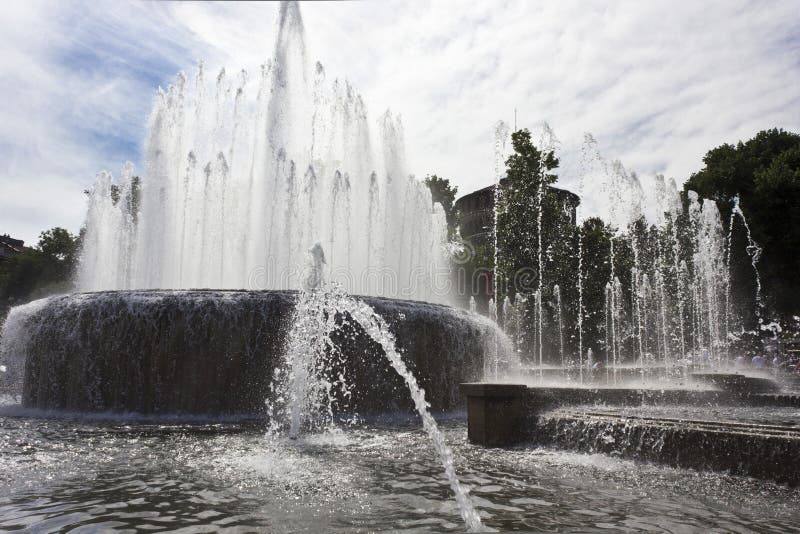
[[0, 416, 799, 532]]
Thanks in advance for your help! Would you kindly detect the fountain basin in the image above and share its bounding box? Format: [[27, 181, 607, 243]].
[[461, 382, 800, 484], [8, 290, 492, 416], [537, 407, 800, 485]]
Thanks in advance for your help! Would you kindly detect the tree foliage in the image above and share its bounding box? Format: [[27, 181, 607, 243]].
[[37, 227, 80, 262], [0, 227, 80, 315], [578, 217, 615, 356], [494, 129, 579, 360], [685, 128, 800, 315], [424, 174, 458, 238], [495, 128, 561, 299]]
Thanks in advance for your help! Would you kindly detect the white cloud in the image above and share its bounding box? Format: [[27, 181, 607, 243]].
[[1, 0, 798, 243]]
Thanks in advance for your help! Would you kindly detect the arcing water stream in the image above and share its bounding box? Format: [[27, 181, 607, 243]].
[[268, 245, 483, 531], [4, 2, 488, 530], [0, 1, 793, 532]]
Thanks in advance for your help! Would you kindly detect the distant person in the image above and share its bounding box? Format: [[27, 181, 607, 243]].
[[751, 354, 766, 369], [734, 355, 746, 368]]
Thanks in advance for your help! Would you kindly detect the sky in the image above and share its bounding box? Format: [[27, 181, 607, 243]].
[[1, 0, 798, 246]]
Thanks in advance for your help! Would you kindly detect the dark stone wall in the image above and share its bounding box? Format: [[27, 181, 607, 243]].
[[17, 290, 492, 416], [536, 410, 800, 485], [461, 382, 800, 484]]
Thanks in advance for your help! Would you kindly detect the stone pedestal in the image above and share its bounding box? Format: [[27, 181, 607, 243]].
[[460, 383, 527, 446]]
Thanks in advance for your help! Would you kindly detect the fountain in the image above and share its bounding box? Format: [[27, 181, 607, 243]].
[[1, 2, 799, 531], [480, 131, 774, 382], [76, 4, 448, 302], [460, 125, 800, 493], [7, 289, 501, 417], [0, 3, 519, 531], [2, 1, 510, 415]]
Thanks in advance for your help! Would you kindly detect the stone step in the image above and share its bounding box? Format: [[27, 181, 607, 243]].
[[536, 408, 800, 485]]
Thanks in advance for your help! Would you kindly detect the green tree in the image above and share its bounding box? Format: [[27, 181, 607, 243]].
[[0, 227, 80, 315], [684, 128, 800, 316], [494, 129, 572, 361], [495, 128, 560, 300], [686, 129, 799, 202], [578, 217, 615, 359], [37, 227, 80, 262], [424, 174, 458, 238]]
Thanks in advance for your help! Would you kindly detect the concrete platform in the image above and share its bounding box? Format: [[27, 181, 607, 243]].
[[460, 383, 527, 446], [461, 381, 800, 484], [537, 408, 800, 485]]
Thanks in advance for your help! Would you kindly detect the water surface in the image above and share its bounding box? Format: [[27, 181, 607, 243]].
[[1, 410, 798, 532]]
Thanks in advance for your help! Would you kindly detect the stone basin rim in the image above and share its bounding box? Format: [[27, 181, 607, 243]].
[[61, 289, 464, 313]]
